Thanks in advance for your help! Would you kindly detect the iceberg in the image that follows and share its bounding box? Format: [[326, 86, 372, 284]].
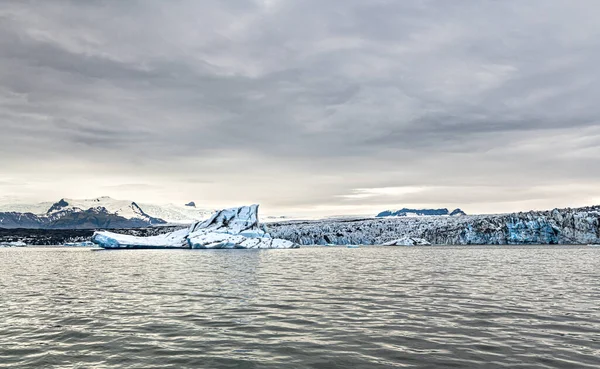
[[382, 237, 431, 246], [0, 241, 27, 247], [63, 241, 101, 247], [91, 205, 299, 249]]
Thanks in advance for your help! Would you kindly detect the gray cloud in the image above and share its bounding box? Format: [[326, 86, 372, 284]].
[[1, 0, 599, 216]]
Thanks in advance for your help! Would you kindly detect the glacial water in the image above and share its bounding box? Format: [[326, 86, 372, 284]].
[[1, 246, 599, 368]]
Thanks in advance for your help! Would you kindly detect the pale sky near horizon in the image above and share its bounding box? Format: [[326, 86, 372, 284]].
[[1, 0, 600, 217]]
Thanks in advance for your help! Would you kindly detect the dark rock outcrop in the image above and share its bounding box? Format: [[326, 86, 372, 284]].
[[450, 208, 466, 216], [377, 208, 451, 217]]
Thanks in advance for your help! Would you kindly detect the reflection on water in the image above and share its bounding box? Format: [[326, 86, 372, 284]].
[[1, 246, 599, 368]]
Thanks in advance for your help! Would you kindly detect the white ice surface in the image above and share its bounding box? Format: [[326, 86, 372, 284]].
[[138, 203, 213, 223], [381, 237, 432, 246], [0, 241, 27, 247], [92, 205, 298, 249], [92, 228, 190, 248]]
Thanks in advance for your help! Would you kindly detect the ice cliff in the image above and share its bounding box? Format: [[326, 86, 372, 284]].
[[268, 206, 600, 245], [92, 205, 298, 249]]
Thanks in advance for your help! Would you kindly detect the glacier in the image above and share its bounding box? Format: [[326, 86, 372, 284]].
[[268, 206, 600, 245], [92, 205, 299, 249]]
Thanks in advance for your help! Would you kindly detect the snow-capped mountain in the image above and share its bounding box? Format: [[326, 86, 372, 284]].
[[46, 197, 156, 222], [0, 197, 213, 229]]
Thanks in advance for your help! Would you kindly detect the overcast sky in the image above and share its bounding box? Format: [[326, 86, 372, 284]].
[[1, 0, 599, 216]]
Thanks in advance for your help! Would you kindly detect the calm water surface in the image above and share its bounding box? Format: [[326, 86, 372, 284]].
[[0, 246, 599, 368]]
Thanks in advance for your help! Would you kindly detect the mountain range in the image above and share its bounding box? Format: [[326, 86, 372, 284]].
[[0, 197, 213, 229]]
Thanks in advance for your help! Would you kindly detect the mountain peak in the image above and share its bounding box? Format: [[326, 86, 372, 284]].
[[47, 199, 69, 214], [450, 208, 467, 216]]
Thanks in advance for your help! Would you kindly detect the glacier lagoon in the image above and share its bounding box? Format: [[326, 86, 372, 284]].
[[1, 246, 599, 368]]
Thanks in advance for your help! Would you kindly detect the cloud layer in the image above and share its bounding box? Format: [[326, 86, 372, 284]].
[[1, 0, 599, 216]]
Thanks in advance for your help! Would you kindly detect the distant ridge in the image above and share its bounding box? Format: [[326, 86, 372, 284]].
[[0, 197, 213, 229], [450, 208, 467, 216], [377, 208, 466, 217]]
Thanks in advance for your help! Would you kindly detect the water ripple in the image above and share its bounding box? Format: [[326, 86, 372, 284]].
[[1, 246, 599, 368]]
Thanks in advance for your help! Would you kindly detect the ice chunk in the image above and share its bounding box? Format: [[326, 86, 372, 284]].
[[185, 205, 297, 248], [0, 241, 27, 247], [190, 204, 264, 235], [382, 237, 431, 246], [92, 228, 190, 249], [91, 205, 298, 249], [63, 241, 95, 247]]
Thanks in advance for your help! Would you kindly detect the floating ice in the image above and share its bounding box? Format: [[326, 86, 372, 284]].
[[91, 205, 299, 249], [63, 241, 95, 247], [382, 237, 431, 246], [0, 241, 27, 247]]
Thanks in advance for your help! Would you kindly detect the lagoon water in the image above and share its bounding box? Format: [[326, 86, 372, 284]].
[[1, 246, 599, 368]]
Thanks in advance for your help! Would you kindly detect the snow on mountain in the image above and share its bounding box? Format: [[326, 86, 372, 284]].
[[46, 197, 154, 221], [0, 197, 142, 216], [138, 203, 213, 224], [0, 201, 56, 215], [0, 197, 213, 229]]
